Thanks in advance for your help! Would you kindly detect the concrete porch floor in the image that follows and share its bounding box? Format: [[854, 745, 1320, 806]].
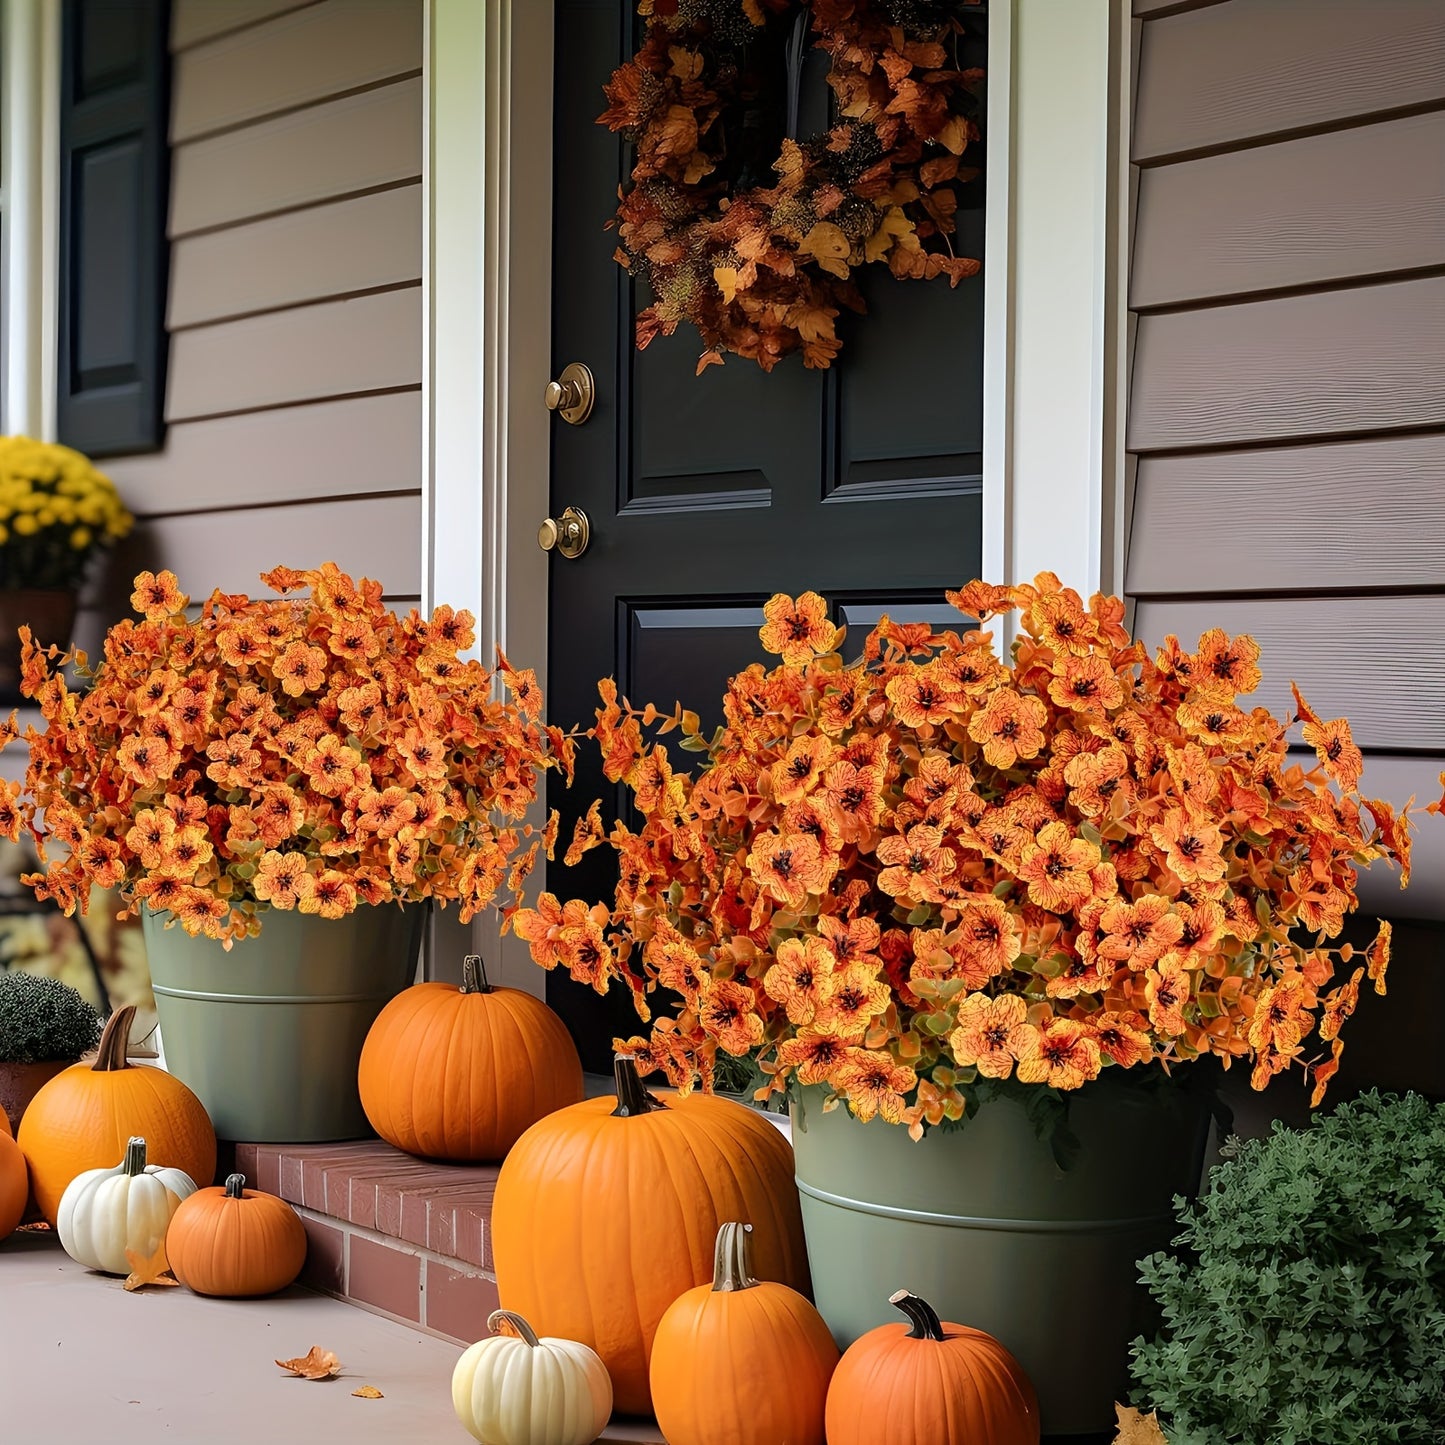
[[0, 1229, 663, 1445]]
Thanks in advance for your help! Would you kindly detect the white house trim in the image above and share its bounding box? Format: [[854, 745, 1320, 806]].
[[984, 0, 1132, 622], [0, 0, 60, 440]]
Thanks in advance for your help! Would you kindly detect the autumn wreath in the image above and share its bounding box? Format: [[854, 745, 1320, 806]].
[[601, 0, 985, 373]]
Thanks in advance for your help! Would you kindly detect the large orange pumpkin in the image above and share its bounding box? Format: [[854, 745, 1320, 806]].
[[492, 1055, 811, 1416], [651, 1221, 837, 1445], [0, 1131, 27, 1241], [825, 1290, 1041, 1445], [358, 954, 582, 1160], [18, 1006, 216, 1225], [167, 1172, 307, 1297]]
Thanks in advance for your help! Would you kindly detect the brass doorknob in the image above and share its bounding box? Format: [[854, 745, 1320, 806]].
[[543, 362, 595, 425], [538, 506, 590, 559]]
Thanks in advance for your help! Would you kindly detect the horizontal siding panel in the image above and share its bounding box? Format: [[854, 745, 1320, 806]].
[[171, 0, 316, 50], [172, 0, 421, 142], [170, 78, 421, 236], [1132, 113, 1445, 308], [103, 391, 421, 514], [165, 287, 421, 420], [97, 494, 422, 602], [1134, 596, 1445, 752], [1126, 434, 1445, 594], [1133, 0, 1229, 13], [1133, 0, 1445, 162], [1127, 276, 1445, 452], [1353, 755, 1445, 920], [169, 184, 421, 327]]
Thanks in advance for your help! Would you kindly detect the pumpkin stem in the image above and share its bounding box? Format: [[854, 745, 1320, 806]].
[[487, 1309, 541, 1348], [461, 953, 494, 994], [92, 1005, 136, 1072], [610, 1053, 661, 1118], [711, 1222, 759, 1293], [224, 1174, 247, 1199], [890, 1289, 947, 1342], [122, 1137, 148, 1176]]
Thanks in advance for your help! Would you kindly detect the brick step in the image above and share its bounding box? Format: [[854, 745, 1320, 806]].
[[234, 1139, 665, 1445]]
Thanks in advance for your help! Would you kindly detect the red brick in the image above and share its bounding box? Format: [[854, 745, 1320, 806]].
[[297, 1215, 344, 1295], [278, 1155, 304, 1205], [348, 1235, 421, 1323], [253, 1147, 281, 1197], [423, 1260, 499, 1345], [453, 1209, 486, 1269], [233, 1143, 257, 1178]]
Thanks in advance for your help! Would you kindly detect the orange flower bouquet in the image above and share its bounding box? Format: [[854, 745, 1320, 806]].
[[3, 565, 571, 946], [515, 574, 1410, 1138]]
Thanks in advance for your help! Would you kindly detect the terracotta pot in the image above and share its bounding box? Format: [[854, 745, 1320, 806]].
[[0, 1059, 72, 1135], [0, 589, 78, 695]]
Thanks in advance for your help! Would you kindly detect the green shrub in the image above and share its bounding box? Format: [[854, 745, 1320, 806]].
[[1131, 1091, 1445, 1445], [0, 970, 103, 1063]]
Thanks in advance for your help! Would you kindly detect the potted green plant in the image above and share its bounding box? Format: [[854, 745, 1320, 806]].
[[0, 970, 102, 1133], [1130, 1091, 1445, 1444], [6, 563, 565, 1143], [0, 435, 132, 696], [513, 573, 1410, 1434]]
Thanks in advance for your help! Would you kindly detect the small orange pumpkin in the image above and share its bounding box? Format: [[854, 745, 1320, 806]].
[[18, 1006, 216, 1225], [166, 1172, 307, 1297], [493, 1054, 811, 1416], [825, 1289, 1041, 1445], [0, 1131, 27, 1241], [651, 1221, 838, 1445], [358, 954, 583, 1161]]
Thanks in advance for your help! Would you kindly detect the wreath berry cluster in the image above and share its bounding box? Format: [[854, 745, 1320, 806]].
[[601, 0, 984, 373]]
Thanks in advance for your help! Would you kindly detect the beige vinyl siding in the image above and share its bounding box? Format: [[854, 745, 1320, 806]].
[[1126, 0, 1445, 1098], [100, 0, 423, 649]]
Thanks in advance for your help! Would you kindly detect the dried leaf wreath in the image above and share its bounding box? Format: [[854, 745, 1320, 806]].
[[601, 0, 985, 373]]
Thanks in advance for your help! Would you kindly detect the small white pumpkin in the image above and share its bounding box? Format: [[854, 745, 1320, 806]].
[[452, 1308, 613, 1445], [57, 1135, 197, 1275]]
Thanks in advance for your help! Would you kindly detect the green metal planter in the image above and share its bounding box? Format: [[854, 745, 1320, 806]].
[[143, 903, 424, 1143], [790, 1074, 1212, 1437]]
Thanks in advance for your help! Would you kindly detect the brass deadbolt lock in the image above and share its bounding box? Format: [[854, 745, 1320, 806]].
[[543, 362, 595, 425]]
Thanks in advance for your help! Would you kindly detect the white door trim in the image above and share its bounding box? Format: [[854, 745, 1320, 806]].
[[422, 0, 1130, 975], [424, 0, 554, 992]]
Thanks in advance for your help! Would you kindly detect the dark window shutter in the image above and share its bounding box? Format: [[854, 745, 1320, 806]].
[[57, 0, 171, 457]]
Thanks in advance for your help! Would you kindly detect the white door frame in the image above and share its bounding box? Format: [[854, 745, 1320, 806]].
[[421, 0, 1131, 985]]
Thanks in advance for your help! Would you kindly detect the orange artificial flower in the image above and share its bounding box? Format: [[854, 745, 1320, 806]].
[[1048, 655, 1123, 716], [967, 688, 1048, 769], [253, 851, 315, 910], [1014, 1017, 1102, 1090], [776, 1020, 852, 1086], [815, 963, 891, 1040], [952, 897, 1023, 983], [885, 665, 959, 729], [876, 823, 959, 903], [772, 735, 834, 804], [275, 641, 328, 697], [949, 992, 1028, 1079], [1143, 955, 1191, 1037], [833, 1049, 917, 1124], [1366, 919, 1391, 996], [1193, 628, 1261, 700], [1149, 809, 1228, 885], [1320, 966, 1363, 1043], [698, 979, 765, 1055], [758, 591, 834, 664], [1016, 822, 1102, 913], [116, 734, 178, 789], [1097, 894, 1183, 971], [1091, 1010, 1152, 1068], [130, 570, 185, 620], [821, 760, 886, 841], [747, 830, 831, 910], [764, 937, 837, 1025]]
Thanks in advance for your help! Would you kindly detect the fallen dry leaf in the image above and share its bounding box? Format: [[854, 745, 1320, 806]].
[[352, 1385, 384, 1399], [275, 1346, 341, 1380], [1115, 1403, 1170, 1444], [123, 1240, 180, 1292]]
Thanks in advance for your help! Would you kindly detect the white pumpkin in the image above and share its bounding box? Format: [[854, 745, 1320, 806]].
[[57, 1135, 197, 1275], [452, 1309, 613, 1445]]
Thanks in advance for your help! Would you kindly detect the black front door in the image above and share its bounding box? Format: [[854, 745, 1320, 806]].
[[546, 0, 987, 1068]]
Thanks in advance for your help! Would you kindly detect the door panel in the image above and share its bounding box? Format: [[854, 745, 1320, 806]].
[[547, 0, 987, 1067]]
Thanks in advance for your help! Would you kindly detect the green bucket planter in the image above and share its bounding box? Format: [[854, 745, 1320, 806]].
[[790, 1073, 1212, 1437], [143, 903, 424, 1143]]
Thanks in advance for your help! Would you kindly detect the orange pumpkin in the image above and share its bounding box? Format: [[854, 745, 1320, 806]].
[[18, 1006, 216, 1225], [492, 1055, 811, 1416], [0, 1108, 10, 1137], [166, 1172, 307, 1297], [0, 1131, 27, 1241], [651, 1221, 837, 1445], [825, 1290, 1041, 1445], [358, 954, 582, 1161]]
